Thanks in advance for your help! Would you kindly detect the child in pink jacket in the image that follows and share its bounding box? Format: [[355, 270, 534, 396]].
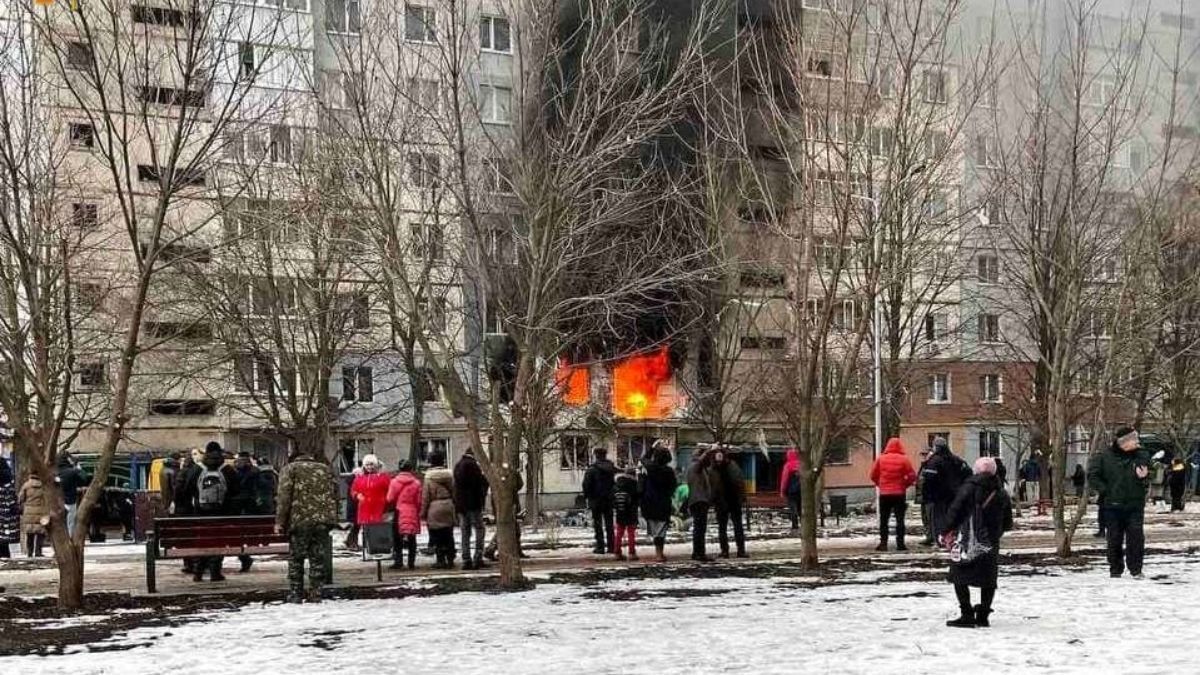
[[386, 459, 423, 569]]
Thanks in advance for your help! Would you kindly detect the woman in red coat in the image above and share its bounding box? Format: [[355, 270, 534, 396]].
[[869, 438, 917, 552], [779, 448, 802, 533], [350, 454, 392, 532], [386, 459, 423, 569]]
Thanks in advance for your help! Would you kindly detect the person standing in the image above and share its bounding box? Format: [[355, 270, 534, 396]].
[[870, 438, 917, 552], [612, 466, 640, 561], [230, 451, 264, 573], [1071, 464, 1086, 499], [255, 456, 278, 515], [779, 448, 802, 533], [1020, 456, 1042, 505], [916, 449, 934, 546], [713, 451, 747, 559], [942, 457, 1013, 628], [0, 459, 20, 558], [18, 472, 48, 557], [1187, 445, 1200, 496], [191, 442, 236, 582], [582, 448, 617, 555], [387, 459, 423, 570], [158, 453, 179, 515], [1088, 427, 1150, 578], [1167, 457, 1187, 512], [349, 454, 391, 532], [686, 448, 715, 562], [638, 444, 677, 563], [275, 446, 338, 603], [56, 453, 88, 537], [420, 448, 457, 568], [921, 437, 971, 547], [453, 448, 489, 570], [172, 450, 202, 574]]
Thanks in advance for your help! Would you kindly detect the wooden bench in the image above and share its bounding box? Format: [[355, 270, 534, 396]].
[[745, 492, 788, 530], [145, 515, 288, 593]]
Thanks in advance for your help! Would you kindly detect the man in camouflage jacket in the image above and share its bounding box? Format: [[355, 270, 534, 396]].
[[275, 450, 337, 602]]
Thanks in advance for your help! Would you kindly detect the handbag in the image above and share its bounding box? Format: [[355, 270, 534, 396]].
[[950, 491, 996, 564]]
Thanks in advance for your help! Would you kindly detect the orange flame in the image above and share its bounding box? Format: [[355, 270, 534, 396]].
[[612, 347, 672, 419], [556, 359, 590, 406]]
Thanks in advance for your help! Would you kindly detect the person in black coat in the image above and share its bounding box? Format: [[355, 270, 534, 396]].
[[941, 457, 1014, 628], [612, 467, 640, 560], [712, 450, 747, 559], [582, 448, 617, 554], [638, 444, 677, 562], [920, 437, 972, 546], [191, 442, 237, 582], [453, 449, 490, 569]]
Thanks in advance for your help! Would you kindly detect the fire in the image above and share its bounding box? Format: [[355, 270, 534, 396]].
[[556, 359, 590, 406], [612, 347, 672, 419]]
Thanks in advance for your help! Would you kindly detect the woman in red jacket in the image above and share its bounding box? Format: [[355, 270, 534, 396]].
[[779, 448, 802, 533], [386, 459, 423, 569], [350, 455, 392, 544], [869, 438, 917, 552]]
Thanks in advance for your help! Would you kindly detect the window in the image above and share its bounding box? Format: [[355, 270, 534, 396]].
[[983, 198, 1002, 225], [807, 54, 833, 77], [131, 5, 187, 26], [264, 0, 308, 10], [482, 157, 513, 193], [327, 0, 362, 34], [927, 432, 950, 451], [559, 435, 590, 470], [78, 363, 106, 389], [930, 373, 950, 403], [923, 191, 948, 220], [876, 64, 895, 98], [479, 84, 512, 123], [238, 42, 256, 79], [234, 354, 275, 393], [975, 134, 1000, 167], [407, 77, 440, 113], [751, 144, 786, 161], [144, 321, 212, 341], [407, 152, 441, 188], [739, 336, 787, 350], [924, 130, 948, 158], [739, 268, 785, 288], [148, 399, 216, 416], [980, 374, 1002, 403], [617, 436, 652, 466], [72, 202, 98, 229], [923, 70, 947, 103], [268, 125, 293, 163], [404, 4, 436, 43], [977, 255, 1000, 284], [825, 436, 850, 465], [137, 86, 206, 107], [410, 222, 444, 260], [924, 312, 948, 342], [871, 127, 894, 156], [342, 366, 374, 402], [979, 430, 1001, 457], [833, 299, 858, 330], [341, 292, 370, 329], [1094, 256, 1119, 282], [1161, 12, 1197, 30], [137, 164, 206, 186], [416, 295, 447, 331], [69, 122, 95, 149], [67, 41, 93, 70], [337, 438, 375, 473], [324, 70, 361, 110], [75, 282, 103, 309], [977, 313, 1001, 343], [480, 15, 511, 53], [980, 81, 997, 108], [1087, 311, 1112, 338], [414, 437, 447, 466]]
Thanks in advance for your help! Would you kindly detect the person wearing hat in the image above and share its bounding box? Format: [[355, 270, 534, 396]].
[[420, 448, 457, 568], [349, 454, 391, 536], [920, 437, 971, 548], [230, 450, 264, 572], [916, 447, 934, 545], [190, 441, 237, 581], [276, 443, 338, 602], [387, 459, 423, 569], [453, 447, 490, 570], [582, 448, 617, 555], [941, 456, 1013, 628], [1167, 456, 1188, 512], [1088, 426, 1151, 578]]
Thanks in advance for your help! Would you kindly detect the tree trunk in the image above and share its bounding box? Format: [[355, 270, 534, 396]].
[[47, 514, 84, 610], [492, 475, 525, 588], [524, 453, 541, 525], [799, 469, 821, 570]]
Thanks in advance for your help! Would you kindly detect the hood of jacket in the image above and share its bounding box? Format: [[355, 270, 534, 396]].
[[592, 458, 616, 475], [883, 438, 905, 455], [615, 472, 637, 488], [785, 448, 800, 465], [425, 466, 453, 490], [392, 471, 419, 488], [967, 472, 1001, 492]]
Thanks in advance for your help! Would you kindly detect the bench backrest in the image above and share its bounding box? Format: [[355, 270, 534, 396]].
[[154, 516, 286, 551], [745, 492, 786, 508]]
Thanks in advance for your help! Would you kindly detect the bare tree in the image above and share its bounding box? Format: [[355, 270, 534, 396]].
[[6, 0, 291, 607]]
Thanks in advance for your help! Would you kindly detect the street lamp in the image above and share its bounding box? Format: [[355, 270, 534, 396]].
[[857, 165, 925, 461]]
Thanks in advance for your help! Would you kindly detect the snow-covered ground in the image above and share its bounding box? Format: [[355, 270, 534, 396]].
[[6, 551, 1197, 674]]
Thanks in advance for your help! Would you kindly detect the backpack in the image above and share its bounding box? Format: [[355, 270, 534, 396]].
[[785, 471, 802, 498], [196, 468, 228, 509], [950, 490, 997, 564]]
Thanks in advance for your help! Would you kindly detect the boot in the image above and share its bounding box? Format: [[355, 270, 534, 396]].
[[615, 551, 626, 561], [629, 550, 639, 561], [973, 605, 992, 628], [655, 542, 667, 563], [946, 611, 977, 628], [896, 538, 908, 552], [463, 559, 476, 571], [473, 555, 488, 569], [286, 589, 304, 604], [875, 542, 888, 552]]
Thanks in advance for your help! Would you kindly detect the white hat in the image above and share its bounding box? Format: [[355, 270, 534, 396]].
[[362, 454, 382, 470]]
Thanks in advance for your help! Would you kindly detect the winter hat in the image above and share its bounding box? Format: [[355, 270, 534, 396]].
[[973, 457, 997, 475], [594, 448, 608, 459], [1114, 426, 1137, 446], [932, 436, 949, 453], [362, 454, 381, 471], [397, 459, 413, 472], [205, 441, 224, 455]]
